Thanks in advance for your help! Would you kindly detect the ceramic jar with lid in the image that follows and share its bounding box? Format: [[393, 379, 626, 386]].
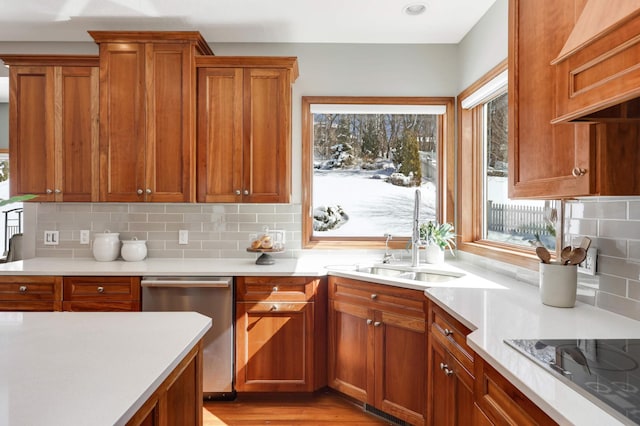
[[121, 237, 147, 262], [92, 231, 121, 262]]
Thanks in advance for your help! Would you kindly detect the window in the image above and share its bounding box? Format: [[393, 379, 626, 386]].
[[302, 97, 455, 248], [457, 61, 560, 266]]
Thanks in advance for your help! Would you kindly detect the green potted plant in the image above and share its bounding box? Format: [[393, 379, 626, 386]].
[[419, 221, 456, 263]]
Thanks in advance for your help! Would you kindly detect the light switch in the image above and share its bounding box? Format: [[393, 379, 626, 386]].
[[179, 230, 188, 245]]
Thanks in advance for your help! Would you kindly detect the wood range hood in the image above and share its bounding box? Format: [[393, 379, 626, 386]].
[[551, 0, 640, 123]]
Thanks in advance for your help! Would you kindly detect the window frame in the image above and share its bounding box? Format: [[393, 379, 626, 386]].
[[301, 96, 455, 249], [457, 60, 561, 270]]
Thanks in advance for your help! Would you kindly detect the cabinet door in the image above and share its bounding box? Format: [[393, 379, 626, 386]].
[[197, 67, 244, 202], [98, 42, 146, 202], [508, 0, 595, 198], [9, 66, 56, 200], [375, 310, 427, 426], [428, 337, 474, 426], [57, 66, 99, 202], [328, 299, 372, 403], [145, 42, 195, 202], [235, 301, 314, 392], [243, 68, 291, 203]]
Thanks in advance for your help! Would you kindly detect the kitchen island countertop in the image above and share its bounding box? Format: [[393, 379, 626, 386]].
[[0, 311, 211, 426]]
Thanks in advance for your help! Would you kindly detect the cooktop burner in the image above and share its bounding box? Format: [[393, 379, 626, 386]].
[[505, 339, 640, 425]]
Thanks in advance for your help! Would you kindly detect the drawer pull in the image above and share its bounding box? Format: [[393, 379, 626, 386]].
[[19, 285, 27, 293], [272, 286, 278, 292], [444, 328, 454, 336], [373, 321, 381, 327], [440, 362, 454, 376], [271, 305, 279, 311], [371, 294, 378, 300], [366, 319, 373, 325], [97, 286, 104, 293]]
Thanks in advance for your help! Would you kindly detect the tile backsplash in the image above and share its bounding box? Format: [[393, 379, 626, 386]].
[[32, 203, 303, 259], [566, 198, 640, 321]]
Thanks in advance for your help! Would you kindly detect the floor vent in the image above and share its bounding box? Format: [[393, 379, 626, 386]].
[[364, 404, 410, 425]]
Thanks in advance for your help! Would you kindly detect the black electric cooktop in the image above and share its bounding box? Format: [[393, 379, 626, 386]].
[[505, 339, 640, 425]]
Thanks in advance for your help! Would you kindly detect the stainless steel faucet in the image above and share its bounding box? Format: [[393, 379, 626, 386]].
[[411, 189, 423, 267]]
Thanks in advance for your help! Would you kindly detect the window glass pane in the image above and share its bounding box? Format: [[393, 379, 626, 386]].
[[312, 111, 439, 237], [483, 93, 557, 250]]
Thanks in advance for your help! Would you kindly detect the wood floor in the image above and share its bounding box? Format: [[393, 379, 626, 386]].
[[203, 391, 396, 425]]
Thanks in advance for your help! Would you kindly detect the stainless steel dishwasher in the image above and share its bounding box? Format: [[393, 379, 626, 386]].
[[141, 276, 235, 400]]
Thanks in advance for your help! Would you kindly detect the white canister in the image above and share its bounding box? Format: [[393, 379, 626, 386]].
[[121, 237, 147, 262], [92, 231, 121, 262], [539, 262, 577, 308]]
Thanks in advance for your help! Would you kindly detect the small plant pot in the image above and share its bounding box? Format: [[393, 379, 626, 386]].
[[423, 245, 445, 264]]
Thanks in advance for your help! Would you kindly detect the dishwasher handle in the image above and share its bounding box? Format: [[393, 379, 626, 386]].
[[141, 277, 232, 288]]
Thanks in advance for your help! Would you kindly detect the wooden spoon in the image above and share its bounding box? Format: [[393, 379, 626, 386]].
[[560, 246, 573, 264], [536, 246, 551, 264], [579, 237, 591, 251], [567, 247, 587, 265]]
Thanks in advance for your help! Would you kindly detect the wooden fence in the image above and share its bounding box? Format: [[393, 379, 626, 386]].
[[486, 201, 552, 238]]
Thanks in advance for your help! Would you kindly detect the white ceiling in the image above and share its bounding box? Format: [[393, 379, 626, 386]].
[[0, 0, 497, 45]]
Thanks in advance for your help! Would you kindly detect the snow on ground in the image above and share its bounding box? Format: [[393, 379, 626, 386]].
[[313, 169, 436, 237]]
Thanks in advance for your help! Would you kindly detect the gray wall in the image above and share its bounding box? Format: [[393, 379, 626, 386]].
[[457, 0, 508, 93]]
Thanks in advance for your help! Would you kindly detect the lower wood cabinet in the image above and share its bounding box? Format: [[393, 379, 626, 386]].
[[474, 357, 557, 426], [126, 340, 204, 426], [235, 276, 326, 392], [427, 302, 475, 426], [328, 276, 427, 426], [62, 276, 141, 311], [0, 276, 62, 311]]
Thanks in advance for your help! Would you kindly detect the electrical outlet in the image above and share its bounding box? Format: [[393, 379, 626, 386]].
[[577, 247, 597, 276], [80, 230, 90, 245], [44, 230, 59, 246], [178, 230, 189, 245]]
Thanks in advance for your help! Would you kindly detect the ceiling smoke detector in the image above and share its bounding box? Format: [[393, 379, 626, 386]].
[[403, 3, 427, 16]]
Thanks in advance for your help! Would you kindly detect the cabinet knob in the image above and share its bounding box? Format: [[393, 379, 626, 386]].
[[235, 190, 241, 195], [145, 188, 152, 195], [97, 286, 104, 293], [18, 285, 27, 293], [137, 189, 144, 195], [443, 328, 454, 336], [272, 286, 278, 292], [54, 189, 61, 194], [440, 362, 454, 376], [572, 167, 587, 177], [243, 190, 249, 196], [46, 189, 53, 194], [373, 321, 381, 327], [371, 294, 378, 300], [271, 304, 279, 311], [366, 319, 373, 325]]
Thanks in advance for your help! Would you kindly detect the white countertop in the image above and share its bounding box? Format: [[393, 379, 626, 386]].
[[3, 255, 640, 424], [0, 311, 212, 426]]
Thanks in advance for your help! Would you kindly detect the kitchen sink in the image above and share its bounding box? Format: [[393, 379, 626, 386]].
[[356, 265, 464, 283]]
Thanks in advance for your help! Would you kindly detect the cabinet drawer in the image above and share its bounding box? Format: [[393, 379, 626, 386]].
[[430, 303, 474, 374], [63, 276, 140, 301], [0, 276, 62, 301], [329, 276, 426, 318], [236, 276, 317, 302]]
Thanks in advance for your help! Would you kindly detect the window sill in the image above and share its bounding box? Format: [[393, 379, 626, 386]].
[[457, 240, 543, 271]]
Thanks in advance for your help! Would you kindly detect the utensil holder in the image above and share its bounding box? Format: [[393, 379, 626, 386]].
[[539, 262, 577, 308]]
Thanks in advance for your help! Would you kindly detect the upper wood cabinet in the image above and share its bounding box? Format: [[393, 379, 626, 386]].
[[196, 57, 298, 203], [552, 1, 640, 122], [508, 0, 640, 198], [90, 31, 213, 202], [1, 55, 99, 202]]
